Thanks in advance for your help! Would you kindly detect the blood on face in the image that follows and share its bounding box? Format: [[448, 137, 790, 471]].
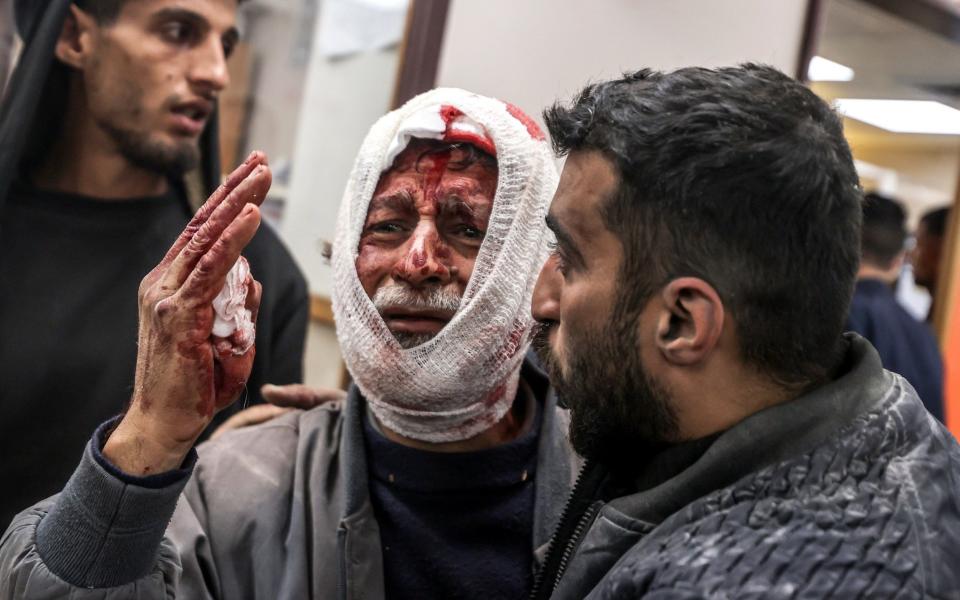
[[356, 139, 498, 300]]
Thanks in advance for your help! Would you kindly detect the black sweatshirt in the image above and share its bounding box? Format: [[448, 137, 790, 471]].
[[363, 396, 542, 600], [0, 181, 308, 527]]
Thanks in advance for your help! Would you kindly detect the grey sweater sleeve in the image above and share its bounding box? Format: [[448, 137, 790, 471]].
[[35, 419, 196, 587], [0, 420, 204, 599]]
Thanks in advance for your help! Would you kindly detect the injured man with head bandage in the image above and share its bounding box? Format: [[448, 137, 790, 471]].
[[0, 89, 577, 600]]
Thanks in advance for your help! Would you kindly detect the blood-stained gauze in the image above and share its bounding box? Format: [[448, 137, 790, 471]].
[[212, 256, 255, 355], [331, 88, 558, 443]]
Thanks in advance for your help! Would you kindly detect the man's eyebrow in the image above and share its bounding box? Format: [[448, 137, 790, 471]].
[[438, 196, 476, 216], [152, 8, 240, 42], [545, 213, 585, 264], [369, 191, 415, 213], [438, 195, 495, 224], [152, 7, 208, 27]]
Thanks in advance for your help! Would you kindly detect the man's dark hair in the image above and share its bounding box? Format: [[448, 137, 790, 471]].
[[921, 206, 951, 237], [861, 192, 907, 269], [544, 64, 862, 388], [72, 0, 127, 24], [73, 0, 245, 24]]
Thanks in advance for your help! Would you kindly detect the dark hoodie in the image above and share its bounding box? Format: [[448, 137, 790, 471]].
[[0, 1, 309, 527]]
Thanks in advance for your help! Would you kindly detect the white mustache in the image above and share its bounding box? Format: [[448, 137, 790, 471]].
[[372, 285, 462, 314]]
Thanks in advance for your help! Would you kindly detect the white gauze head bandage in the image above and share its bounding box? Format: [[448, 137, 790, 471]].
[[332, 88, 559, 442]]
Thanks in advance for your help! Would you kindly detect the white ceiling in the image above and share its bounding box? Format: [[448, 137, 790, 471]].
[[816, 0, 960, 150]]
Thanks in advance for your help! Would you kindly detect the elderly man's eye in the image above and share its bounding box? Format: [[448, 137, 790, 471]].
[[369, 222, 406, 235], [455, 224, 485, 240]]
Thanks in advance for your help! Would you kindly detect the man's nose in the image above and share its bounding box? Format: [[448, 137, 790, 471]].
[[189, 37, 230, 94], [392, 225, 454, 287], [532, 255, 562, 323]]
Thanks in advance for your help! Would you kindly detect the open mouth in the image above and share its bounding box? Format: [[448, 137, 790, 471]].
[[170, 100, 213, 136]]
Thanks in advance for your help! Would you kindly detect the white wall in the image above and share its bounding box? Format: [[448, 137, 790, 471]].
[[436, 0, 808, 128], [281, 42, 403, 299], [240, 0, 319, 175]]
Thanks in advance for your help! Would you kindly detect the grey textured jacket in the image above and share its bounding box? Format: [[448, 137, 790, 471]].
[[0, 373, 576, 599], [537, 335, 960, 599]]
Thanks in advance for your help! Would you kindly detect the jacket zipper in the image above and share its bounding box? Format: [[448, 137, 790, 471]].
[[529, 460, 605, 599], [551, 500, 603, 592]]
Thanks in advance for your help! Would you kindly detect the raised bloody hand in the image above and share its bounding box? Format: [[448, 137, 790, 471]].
[[103, 152, 272, 475]]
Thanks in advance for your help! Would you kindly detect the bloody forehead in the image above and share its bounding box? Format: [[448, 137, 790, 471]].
[[371, 140, 496, 200], [382, 139, 496, 174]]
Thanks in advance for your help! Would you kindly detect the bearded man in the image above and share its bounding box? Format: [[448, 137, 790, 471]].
[[0, 89, 573, 600], [0, 0, 308, 526], [528, 64, 960, 599]]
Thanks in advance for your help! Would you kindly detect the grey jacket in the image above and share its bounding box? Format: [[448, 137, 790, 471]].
[[0, 374, 576, 599], [538, 335, 960, 599]]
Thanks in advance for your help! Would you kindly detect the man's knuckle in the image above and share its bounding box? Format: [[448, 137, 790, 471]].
[[153, 297, 176, 319], [218, 230, 237, 247], [194, 258, 214, 279], [190, 231, 212, 251]]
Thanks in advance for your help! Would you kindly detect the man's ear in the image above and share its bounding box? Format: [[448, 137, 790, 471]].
[[54, 5, 97, 69], [653, 277, 724, 366]]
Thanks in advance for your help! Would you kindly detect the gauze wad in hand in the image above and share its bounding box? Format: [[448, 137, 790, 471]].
[[212, 256, 255, 355]]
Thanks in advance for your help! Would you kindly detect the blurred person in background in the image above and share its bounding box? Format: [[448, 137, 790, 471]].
[[529, 65, 960, 599], [0, 0, 308, 527], [846, 193, 943, 421], [0, 89, 576, 600], [912, 205, 951, 323]]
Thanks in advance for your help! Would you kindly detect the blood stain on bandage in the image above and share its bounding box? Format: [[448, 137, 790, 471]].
[[212, 257, 255, 355], [439, 104, 497, 156], [505, 103, 546, 141]]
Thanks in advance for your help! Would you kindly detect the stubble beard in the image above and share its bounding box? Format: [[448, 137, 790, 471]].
[[101, 118, 200, 178], [532, 309, 680, 472]]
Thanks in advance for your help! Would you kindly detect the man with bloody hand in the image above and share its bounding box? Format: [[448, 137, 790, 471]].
[[0, 89, 574, 600], [0, 0, 308, 527]]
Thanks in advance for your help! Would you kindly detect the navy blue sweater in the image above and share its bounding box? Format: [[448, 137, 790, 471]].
[[846, 278, 944, 421], [363, 398, 541, 600]]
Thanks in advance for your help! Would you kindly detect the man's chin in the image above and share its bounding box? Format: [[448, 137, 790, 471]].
[[392, 331, 438, 349], [108, 124, 200, 176]]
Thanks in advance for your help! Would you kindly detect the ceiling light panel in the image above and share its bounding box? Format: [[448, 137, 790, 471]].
[[835, 99, 960, 135], [808, 56, 855, 82]]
